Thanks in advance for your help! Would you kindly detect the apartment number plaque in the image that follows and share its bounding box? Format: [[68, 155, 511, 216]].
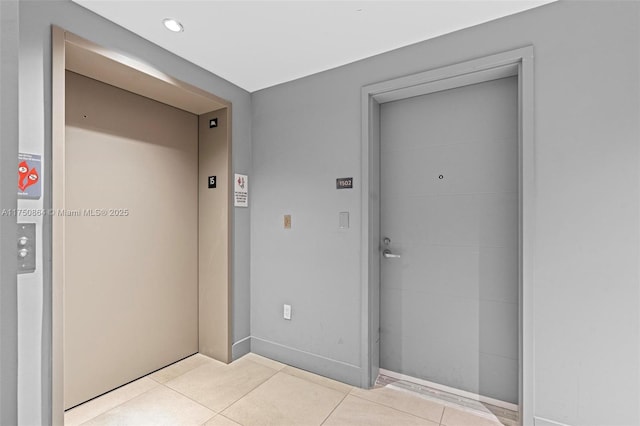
[[336, 177, 353, 189]]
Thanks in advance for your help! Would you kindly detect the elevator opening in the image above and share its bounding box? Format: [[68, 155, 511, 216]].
[[52, 27, 232, 422]]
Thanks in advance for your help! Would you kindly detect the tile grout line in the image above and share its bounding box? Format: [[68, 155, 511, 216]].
[[158, 358, 279, 419], [218, 413, 245, 426], [318, 390, 350, 425], [351, 389, 446, 424], [349, 393, 442, 425], [149, 360, 227, 417], [74, 355, 492, 426], [74, 381, 161, 426], [160, 381, 224, 416], [155, 357, 292, 423], [199, 412, 218, 426], [209, 367, 282, 416], [270, 366, 446, 425], [70, 356, 210, 425], [158, 371, 226, 417], [73, 356, 267, 426]]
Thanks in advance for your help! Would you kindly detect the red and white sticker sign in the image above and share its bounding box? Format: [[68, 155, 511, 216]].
[[18, 153, 41, 199]]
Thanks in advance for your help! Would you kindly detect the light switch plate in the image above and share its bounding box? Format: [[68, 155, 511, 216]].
[[284, 214, 291, 229], [339, 211, 349, 229], [283, 304, 292, 320]]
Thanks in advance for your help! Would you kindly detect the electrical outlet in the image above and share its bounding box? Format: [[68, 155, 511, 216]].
[[283, 304, 292, 320], [284, 214, 292, 229]]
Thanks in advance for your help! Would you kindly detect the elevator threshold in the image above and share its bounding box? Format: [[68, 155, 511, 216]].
[[377, 369, 519, 426]]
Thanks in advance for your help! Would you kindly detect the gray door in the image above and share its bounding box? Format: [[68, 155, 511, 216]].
[[379, 76, 518, 404]]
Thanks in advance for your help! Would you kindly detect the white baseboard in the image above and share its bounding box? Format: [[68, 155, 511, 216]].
[[231, 335, 251, 360], [251, 337, 362, 386], [534, 416, 571, 426], [379, 368, 518, 412]]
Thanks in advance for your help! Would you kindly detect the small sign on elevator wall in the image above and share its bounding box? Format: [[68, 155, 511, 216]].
[[18, 153, 41, 199], [234, 174, 248, 207], [208, 176, 217, 188]]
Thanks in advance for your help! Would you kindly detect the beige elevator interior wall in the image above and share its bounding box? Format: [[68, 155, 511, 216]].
[[198, 109, 231, 362], [64, 71, 199, 409]]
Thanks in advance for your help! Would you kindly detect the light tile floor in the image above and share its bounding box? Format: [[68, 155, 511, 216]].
[[65, 353, 511, 426]]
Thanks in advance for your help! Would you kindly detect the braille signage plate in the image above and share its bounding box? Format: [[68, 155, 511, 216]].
[[208, 176, 217, 188], [336, 177, 353, 189]]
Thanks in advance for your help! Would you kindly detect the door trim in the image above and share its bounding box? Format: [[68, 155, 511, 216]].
[[0, 0, 20, 423], [360, 46, 535, 425], [51, 26, 233, 425]]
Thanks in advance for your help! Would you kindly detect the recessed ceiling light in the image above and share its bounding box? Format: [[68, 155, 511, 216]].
[[163, 18, 183, 33]]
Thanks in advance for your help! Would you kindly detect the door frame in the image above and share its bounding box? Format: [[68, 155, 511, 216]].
[[360, 46, 534, 424], [51, 27, 233, 425], [0, 0, 19, 424]]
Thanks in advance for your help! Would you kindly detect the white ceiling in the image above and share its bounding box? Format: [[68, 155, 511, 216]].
[[72, 0, 555, 92]]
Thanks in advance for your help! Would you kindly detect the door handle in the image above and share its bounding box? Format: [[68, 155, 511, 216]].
[[382, 249, 401, 259]]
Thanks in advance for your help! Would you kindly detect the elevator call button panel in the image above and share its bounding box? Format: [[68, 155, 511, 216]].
[[17, 223, 36, 274]]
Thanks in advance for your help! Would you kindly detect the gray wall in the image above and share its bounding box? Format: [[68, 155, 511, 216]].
[[250, 2, 640, 425], [0, 0, 19, 424], [18, 1, 251, 424]]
